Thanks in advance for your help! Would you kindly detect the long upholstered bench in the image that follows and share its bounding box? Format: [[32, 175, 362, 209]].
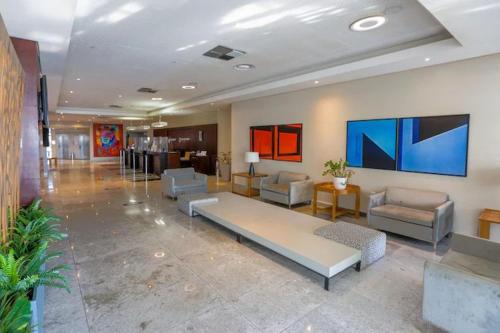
[[190, 192, 362, 290]]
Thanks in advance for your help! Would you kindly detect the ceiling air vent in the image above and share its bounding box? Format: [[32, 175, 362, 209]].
[[137, 87, 158, 94], [109, 104, 122, 108], [203, 45, 246, 61]]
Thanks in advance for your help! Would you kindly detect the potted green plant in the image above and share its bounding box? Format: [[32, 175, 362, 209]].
[[1, 199, 69, 333], [322, 158, 355, 190]]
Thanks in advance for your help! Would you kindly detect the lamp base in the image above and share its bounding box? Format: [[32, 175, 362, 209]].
[[248, 163, 255, 176]]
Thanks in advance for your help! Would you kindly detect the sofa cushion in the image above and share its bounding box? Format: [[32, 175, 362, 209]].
[[386, 187, 448, 211], [262, 183, 289, 195], [441, 250, 500, 282], [277, 171, 307, 185], [370, 204, 434, 227]]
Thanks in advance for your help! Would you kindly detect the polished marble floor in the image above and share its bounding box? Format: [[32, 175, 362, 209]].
[[42, 161, 446, 332]]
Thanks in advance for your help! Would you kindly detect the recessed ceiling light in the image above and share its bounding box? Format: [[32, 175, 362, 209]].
[[314, 80, 319, 84], [76, 78, 81, 81], [350, 16, 386, 32], [70, 90, 74, 94], [425, 57, 431, 62], [234, 64, 255, 71], [182, 83, 197, 90], [118, 94, 123, 98], [152, 97, 163, 101], [64, 100, 68, 103]]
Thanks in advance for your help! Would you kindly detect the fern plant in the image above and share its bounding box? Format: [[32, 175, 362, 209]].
[[7, 199, 66, 258], [0, 244, 69, 295], [0, 293, 31, 333], [0, 250, 39, 294]]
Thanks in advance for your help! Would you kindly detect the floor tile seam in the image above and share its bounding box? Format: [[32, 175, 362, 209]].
[[163, 241, 267, 326], [170, 299, 264, 333], [350, 284, 419, 319], [67, 233, 92, 333], [277, 301, 326, 333]]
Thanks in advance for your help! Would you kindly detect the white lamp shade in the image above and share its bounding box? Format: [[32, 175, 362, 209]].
[[245, 152, 260, 163]]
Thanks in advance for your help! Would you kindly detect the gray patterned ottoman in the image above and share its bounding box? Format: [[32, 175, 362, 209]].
[[177, 193, 218, 217], [314, 222, 386, 269]]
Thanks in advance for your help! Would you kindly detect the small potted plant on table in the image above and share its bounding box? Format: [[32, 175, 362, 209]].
[[322, 158, 354, 190]]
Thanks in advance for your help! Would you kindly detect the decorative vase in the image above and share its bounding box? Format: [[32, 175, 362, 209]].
[[333, 177, 347, 190]]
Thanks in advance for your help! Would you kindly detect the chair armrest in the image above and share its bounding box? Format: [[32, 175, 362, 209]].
[[161, 173, 175, 185], [451, 233, 500, 263], [260, 175, 278, 188], [194, 172, 207, 184], [423, 260, 500, 330], [289, 180, 314, 204], [434, 200, 454, 241], [161, 174, 175, 197], [368, 191, 385, 210]]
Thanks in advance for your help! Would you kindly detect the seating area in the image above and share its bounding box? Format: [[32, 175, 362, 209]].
[[368, 187, 454, 250], [260, 171, 314, 208], [1, 1, 499, 332], [161, 167, 208, 198]]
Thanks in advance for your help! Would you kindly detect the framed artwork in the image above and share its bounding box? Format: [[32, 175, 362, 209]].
[[275, 123, 302, 162], [249, 123, 303, 162], [346, 119, 397, 170], [93, 124, 123, 157], [250, 125, 274, 160], [397, 114, 469, 176]]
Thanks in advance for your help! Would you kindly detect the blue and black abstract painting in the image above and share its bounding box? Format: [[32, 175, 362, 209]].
[[346, 119, 397, 170], [397, 115, 469, 176]]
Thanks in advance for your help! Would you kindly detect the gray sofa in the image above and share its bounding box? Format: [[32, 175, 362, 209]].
[[368, 187, 453, 250], [423, 233, 500, 333], [161, 167, 207, 199], [260, 171, 314, 208]]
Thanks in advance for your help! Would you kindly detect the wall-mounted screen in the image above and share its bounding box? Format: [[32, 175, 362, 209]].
[[397, 114, 469, 176], [346, 119, 397, 170]]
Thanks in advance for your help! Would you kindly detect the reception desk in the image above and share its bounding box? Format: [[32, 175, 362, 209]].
[[150, 152, 180, 175], [123, 149, 181, 175]]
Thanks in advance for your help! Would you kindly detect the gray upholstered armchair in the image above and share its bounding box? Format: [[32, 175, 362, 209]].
[[161, 167, 207, 199], [260, 171, 314, 208], [423, 233, 500, 332], [368, 187, 454, 250]]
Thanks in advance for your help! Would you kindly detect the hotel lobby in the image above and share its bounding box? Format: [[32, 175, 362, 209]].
[[0, 1, 499, 332]]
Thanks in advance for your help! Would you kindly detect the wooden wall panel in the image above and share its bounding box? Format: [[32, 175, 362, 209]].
[[11, 37, 41, 206], [0, 15, 24, 243]]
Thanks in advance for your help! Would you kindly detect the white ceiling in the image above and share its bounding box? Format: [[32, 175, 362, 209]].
[[1, 0, 500, 119], [0, 0, 77, 112]]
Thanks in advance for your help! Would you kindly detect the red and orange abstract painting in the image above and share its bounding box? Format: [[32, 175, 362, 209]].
[[250, 124, 302, 162]]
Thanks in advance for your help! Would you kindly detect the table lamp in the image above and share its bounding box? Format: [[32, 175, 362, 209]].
[[245, 152, 259, 176]]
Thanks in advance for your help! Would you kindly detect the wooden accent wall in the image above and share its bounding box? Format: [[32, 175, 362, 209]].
[[154, 124, 218, 174], [153, 124, 217, 153], [0, 15, 25, 243], [11, 37, 41, 206]]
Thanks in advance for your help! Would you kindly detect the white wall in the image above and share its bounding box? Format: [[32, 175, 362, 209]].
[[232, 54, 500, 242]]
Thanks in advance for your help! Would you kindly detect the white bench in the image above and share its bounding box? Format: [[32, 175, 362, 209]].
[[192, 192, 361, 290]]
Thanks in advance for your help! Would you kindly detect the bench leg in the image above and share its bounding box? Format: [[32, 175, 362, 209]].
[[354, 261, 361, 272], [236, 234, 241, 243], [324, 276, 330, 291]]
